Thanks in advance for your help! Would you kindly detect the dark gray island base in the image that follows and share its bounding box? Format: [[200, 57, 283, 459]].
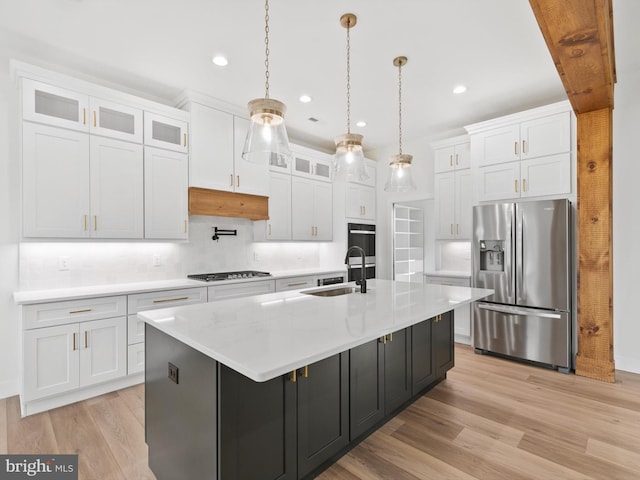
[[145, 311, 454, 480]]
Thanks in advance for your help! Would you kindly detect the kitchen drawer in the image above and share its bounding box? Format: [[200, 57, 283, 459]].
[[128, 343, 145, 375], [208, 280, 275, 302], [127, 314, 145, 345], [127, 287, 207, 313], [424, 275, 470, 287], [23, 296, 127, 330], [275, 275, 317, 292]]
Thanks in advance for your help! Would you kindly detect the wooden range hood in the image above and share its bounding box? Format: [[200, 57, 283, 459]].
[[188, 187, 269, 221]]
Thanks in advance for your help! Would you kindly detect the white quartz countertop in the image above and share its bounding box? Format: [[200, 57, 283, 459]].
[[424, 270, 472, 278], [13, 267, 347, 305], [138, 279, 493, 383]]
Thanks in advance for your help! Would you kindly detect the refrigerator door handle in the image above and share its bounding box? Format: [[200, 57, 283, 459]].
[[477, 303, 563, 319]]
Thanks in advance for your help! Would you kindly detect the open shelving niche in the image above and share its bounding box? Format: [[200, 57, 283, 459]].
[[393, 204, 424, 283]]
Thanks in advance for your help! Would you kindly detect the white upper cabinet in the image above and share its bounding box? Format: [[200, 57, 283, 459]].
[[89, 97, 143, 143], [435, 171, 473, 240], [467, 102, 574, 202], [89, 136, 144, 238], [291, 144, 333, 182], [346, 184, 376, 220], [265, 171, 292, 240], [144, 146, 188, 239], [187, 102, 268, 196], [22, 78, 89, 131], [434, 139, 470, 173], [144, 111, 189, 153], [346, 158, 377, 187], [22, 122, 90, 238], [291, 176, 332, 241]]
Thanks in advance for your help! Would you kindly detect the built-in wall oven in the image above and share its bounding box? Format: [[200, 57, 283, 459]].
[[347, 223, 376, 281]]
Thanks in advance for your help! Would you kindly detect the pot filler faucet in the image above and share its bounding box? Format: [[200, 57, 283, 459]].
[[345, 246, 367, 293]]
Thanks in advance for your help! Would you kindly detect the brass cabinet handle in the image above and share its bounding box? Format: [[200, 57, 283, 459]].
[[83, 108, 86, 125], [388, 332, 393, 343], [455, 153, 459, 166], [84, 330, 89, 348], [83, 215, 88, 231], [456, 224, 459, 235], [450, 224, 454, 235], [184, 219, 187, 234], [153, 297, 189, 303], [515, 179, 519, 193], [450, 155, 453, 167], [72, 333, 77, 351], [287, 282, 308, 287], [522, 179, 527, 192], [69, 309, 92, 314], [362, 206, 366, 216], [93, 110, 97, 127], [290, 369, 297, 383], [93, 215, 97, 231], [229, 174, 234, 187], [301, 365, 309, 378], [514, 141, 518, 155], [522, 140, 526, 154], [237, 175, 240, 188], [183, 133, 187, 147]]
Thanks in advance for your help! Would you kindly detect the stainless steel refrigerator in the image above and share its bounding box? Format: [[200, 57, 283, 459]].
[[472, 199, 571, 372]]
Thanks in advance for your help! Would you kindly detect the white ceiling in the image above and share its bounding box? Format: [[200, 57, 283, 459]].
[[1, 0, 638, 154]]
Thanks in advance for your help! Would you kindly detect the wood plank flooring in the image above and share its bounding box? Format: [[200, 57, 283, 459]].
[[1, 344, 639, 480]]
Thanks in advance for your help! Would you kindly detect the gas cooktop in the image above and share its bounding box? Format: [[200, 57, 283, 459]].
[[188, 271, 272, 282]]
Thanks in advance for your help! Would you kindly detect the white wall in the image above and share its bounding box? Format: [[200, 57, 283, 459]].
[[613, 69, 640, 374]]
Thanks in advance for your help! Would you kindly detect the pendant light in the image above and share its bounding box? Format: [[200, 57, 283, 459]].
[[333, 13, 368, 182], [384, 56, 415, 192], [242, 0, 292, 167]]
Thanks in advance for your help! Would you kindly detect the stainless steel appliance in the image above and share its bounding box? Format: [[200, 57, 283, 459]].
[[347, 223, 375, 281], [472, 200, 571, 372], [188, 271, 271, 282], [317, 274, 346, 286]]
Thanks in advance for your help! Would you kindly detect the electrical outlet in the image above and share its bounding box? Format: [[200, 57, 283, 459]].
[[168, 362, 179, 384], [58, 256, 70, 271], [153, 254, 161, 267]]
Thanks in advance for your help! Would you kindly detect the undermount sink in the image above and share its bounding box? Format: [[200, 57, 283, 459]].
[[302, 286, 356, 297]]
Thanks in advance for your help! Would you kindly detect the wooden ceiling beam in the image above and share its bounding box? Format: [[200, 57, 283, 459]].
[[529, 0, 616, 113]]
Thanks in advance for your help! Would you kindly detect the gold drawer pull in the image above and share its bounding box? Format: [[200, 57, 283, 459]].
[[301, 365, 309, 378], [69, 309, 92, 314], [153, 297, 189, 304], [84, 330, 89, 348], [72, 333, 77, 351], [287, 282, 307, 287], [93, 110, 97, 127], [83, 108, 86, 125], [514, 141, 518, 155], [290, 369, 297, 383], [515, 179, 519, 193], [522, 179, 527, 192], [183, 133, 187, 147]]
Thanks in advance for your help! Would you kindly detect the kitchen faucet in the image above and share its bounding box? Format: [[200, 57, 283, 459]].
[[344, 246, 367, 293]]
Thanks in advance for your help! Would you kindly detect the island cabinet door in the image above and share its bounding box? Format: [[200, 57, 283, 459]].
[[218, 366, 296, 480], [411, 320, 436, 395], [296, 353, 349, 479], [349, 339, 384, 440], [433, 311, 455, 377], [383, 328, 412, 416]]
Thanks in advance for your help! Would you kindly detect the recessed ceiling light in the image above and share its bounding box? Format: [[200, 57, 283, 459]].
[[356, 121, 367, 127], [212, 55, 228, 67], [453, 85, 467, 94], [299, 94, 312, 103]]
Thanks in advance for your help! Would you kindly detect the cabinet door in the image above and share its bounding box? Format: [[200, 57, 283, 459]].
[[265, 172, 291, 240], [454, 142, 471, 170], [79, 316, 127, 387], [360, 185, 376, 220], [349, 339, 384, 440], [520, 153, 571, 198], [477, 162, 521, 202], [434, 312, 454, 377], [455, 169, 473, 239], [144, 112, 188, 153], [187, 102, 234, 191], [384, 329, 412, 415], [475, 124, 520, 167], [313, 181, 333, 241], [292, 147, 332, 182], [219, 366, 297, 480], [520, 112, 571, 160], [233, 116, 270, 196], [291, 176, 315, 240], [22, 78, 89, 131], [90, 136, 143, 238], [297, 353, 349, 478], [434, 172, 455, 239], [346, 184, 375, 220], [144, 146, 188, 239], [411, 320, 435, 394], [434, 146, 456, 173], [23, 323, 80, 401], [89, 97, 143, 143], [22, 122, 90, 238], [346, 184, 363, 219]]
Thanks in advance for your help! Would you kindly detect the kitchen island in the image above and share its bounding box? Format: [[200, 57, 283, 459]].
[[139, 279, 492, 480]]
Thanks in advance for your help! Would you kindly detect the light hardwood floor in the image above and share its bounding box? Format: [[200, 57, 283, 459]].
[[2, 345, 639, 480]]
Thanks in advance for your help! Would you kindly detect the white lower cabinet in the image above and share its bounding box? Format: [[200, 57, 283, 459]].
[[424, 275, 472, 344], [208, 280, 275, 301], [275, 276, 317, 292], [23, 316, 127, 402]]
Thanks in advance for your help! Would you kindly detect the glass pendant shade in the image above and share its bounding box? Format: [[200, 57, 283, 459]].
[[384, 154, 415, 192], [242, 98, 292, 167], [334, 133, 368, 181]]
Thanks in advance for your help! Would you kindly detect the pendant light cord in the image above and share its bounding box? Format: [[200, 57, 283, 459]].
[[264, 0, 270, 99], [398, 60, 403, 155], [345, 18, 352, 134]]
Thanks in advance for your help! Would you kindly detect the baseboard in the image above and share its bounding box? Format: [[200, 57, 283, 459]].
[[0, 378, 20, 400], [614, 354, 640, 375]]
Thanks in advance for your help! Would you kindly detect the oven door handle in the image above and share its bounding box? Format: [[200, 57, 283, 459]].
[[349, 230, 376, 234]]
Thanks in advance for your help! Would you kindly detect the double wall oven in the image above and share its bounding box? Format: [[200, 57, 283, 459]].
[[347, 223, 376, 281]]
